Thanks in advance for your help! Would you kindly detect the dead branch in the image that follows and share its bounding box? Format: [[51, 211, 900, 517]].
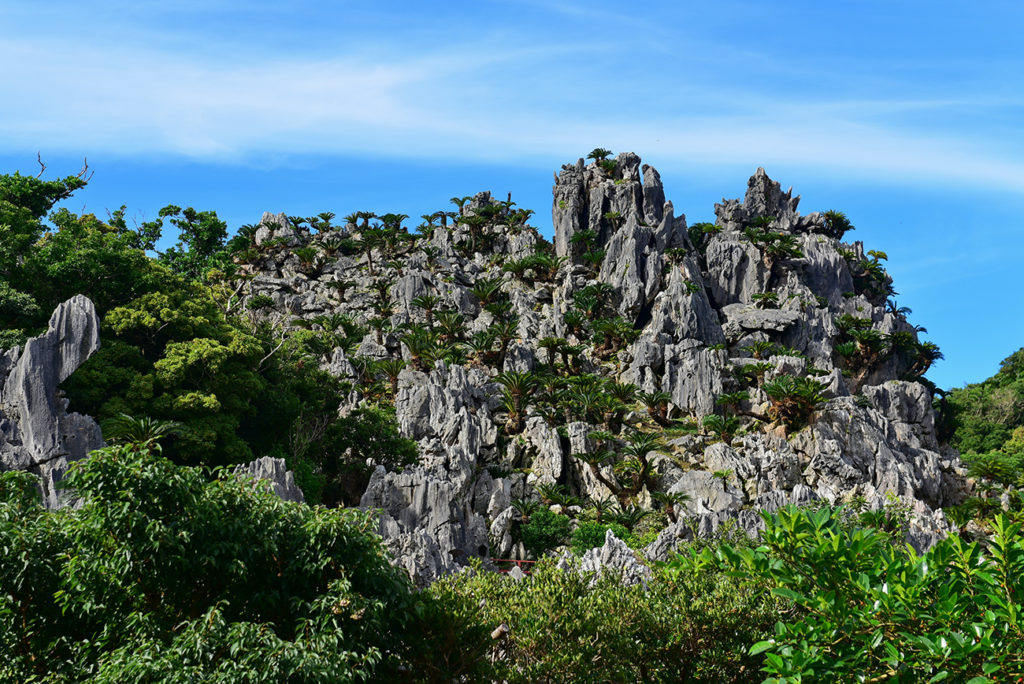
[[77, 157, 94, 182]]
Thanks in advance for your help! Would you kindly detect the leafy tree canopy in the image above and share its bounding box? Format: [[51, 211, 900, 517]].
[[0, 444, 448, 682], [944, 347, 1024, 456]]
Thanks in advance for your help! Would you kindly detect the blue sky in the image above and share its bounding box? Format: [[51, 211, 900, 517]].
[[1, 0, 1022, 389]]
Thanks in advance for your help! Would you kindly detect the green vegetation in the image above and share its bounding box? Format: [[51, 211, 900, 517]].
[[1, 169, 417, 505], [518, 507, 571, 558], [430, 555, 779, 683], [6, 159, 1024, 682], [678, 506, 1024, 681], [942, 348, 1024, 522], [762, 374, 827, 432], [0, 443, 451, 682], [7, 444, 1024, 682], [570, 520, 632, 553], [945, 348, 1024, 456]]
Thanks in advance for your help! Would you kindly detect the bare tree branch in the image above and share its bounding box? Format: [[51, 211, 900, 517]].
[[77, 157, 94, 182]]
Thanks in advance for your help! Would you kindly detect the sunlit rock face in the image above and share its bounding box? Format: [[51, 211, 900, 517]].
[[228, 153, 964, 581], [0, 295, 103, 509]]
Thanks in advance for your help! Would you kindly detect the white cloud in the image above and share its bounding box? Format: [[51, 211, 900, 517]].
[[1, 13, 1023, 195]]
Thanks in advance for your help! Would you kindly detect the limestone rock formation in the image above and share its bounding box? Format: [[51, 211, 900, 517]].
[[580, 529, 652, 586], [0, 295, 104, 508], [233, 456, 306, 503], [234, 152, 966, 581], [360, 363, 506, 585]]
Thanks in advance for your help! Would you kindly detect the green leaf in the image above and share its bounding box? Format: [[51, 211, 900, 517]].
[[771, 587, 805, 602]]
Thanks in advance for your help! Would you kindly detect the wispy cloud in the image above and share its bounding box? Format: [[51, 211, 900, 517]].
[[2, 1, 1022, 194]]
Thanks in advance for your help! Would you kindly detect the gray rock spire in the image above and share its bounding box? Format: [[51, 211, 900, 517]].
[[0, 295, 104, 508]]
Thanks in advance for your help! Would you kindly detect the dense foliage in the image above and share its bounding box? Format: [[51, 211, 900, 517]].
[[6, 160, 1021, 682], [944, 348, 1024, 456], [0, 443, 451, 682], [8, 446, 1024, 682], [518, 508, 571, 558], [677, 506, 1024, 682], [0, 169, 416, 504], [941, 348, 1024, 522], [430, 556, 780, 683]]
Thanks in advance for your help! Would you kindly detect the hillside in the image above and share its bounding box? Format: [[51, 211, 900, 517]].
[[211, 151, 964, 582], [0, 153, 966, 577], [940, 348, 1024, 519], [8, 152, 1024, 682]]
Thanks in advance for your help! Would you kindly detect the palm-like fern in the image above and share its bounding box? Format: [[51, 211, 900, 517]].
[[763, 375, 828, 431], [703, 414, 740, 442], [101, 414, 184, 449]]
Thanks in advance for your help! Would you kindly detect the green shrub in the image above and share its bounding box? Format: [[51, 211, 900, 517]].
[[944, 348, 1024, 454], [430, 557, 778, 682], [246, 293, 275, 310], [570, 520, 631, 554], [519, 508, 570, 558], [677, 506, 1024, 681], [0, 444, 444, 682]]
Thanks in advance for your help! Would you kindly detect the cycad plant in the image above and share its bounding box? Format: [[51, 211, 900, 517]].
[[434, 310, 466, 342], [617, 431, 663, 498], [715, 390, 750, 416], [410, 294, 441, 325], [609, 504, 650, 532], [367, 316, 391, 345], [535, 483, 564, 506], [536, 337, 564, 370], [401, 326, 437, 371], [101, 414, 184, 450], [292, 247, 321, 274], [493, 317, 520, 367], [468, 329, 497, 364], [703, 414, 741, 442], [572, 450, 619, 499], [375, 358, 407, 396], [496, 370, 537, 433], [821, 209, 854, 239], [605, 381, 638, 431], [651, 491, 692, 524], [469, 277, 503, 306], [763, 374, 828, 432], [585, 495, 617, 524], [562, 310, 587, 338], [325, 278, 356, 301], [359, 227, 385, 276], [751, 291, 779, 309], [511, 498, 541, 521], [638, 391, 671, 426], [742, 340, 777, 360]]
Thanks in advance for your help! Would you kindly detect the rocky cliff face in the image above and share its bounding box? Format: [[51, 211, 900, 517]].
[[235, 153, 965, 583], [0, 295, 104, 508]]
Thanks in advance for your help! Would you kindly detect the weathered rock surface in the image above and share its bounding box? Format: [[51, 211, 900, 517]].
[[580, 529, 651, 586], [0, 296, 104, 508], [233, 456, 306, 503], [234, 153, 967, 581], [360, 363, 502, 585]]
